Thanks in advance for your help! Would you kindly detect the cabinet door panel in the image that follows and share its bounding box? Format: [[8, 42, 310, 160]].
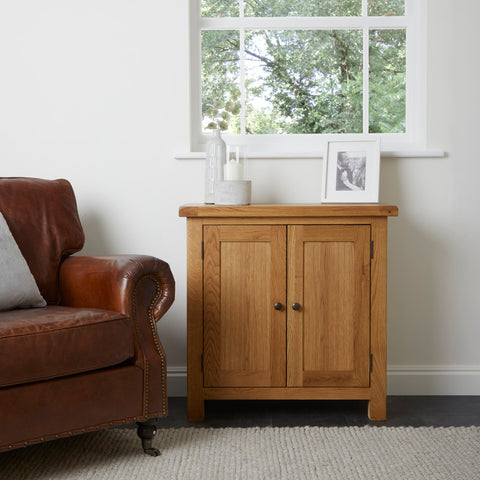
[[287, 225, 370, 387], [204, 225, 286, 387]]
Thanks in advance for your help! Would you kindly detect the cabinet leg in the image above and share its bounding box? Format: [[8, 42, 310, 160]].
[[368, 397, 387, 421], [187, 396, 205, 421]]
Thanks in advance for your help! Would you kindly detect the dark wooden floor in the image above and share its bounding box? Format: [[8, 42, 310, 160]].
[[158, 396, 480, 428]]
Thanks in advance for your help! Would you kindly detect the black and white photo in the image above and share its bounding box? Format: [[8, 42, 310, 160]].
[[322, 138, 380, 203], [336, 151, 367, 192]]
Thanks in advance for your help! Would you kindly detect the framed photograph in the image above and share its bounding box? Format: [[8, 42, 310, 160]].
[[321, 137, 380, 203]]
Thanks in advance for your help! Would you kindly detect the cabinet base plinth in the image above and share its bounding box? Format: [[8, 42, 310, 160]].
[[187, 394, 387, 422], [203, 386, 377, 401], [186, 387, 387, 422]]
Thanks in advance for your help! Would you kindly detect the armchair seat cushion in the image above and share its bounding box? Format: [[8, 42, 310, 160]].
[[0, 306, 134, 388]]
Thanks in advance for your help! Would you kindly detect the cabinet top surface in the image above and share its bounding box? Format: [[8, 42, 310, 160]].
[[179, 203, 398, 218]]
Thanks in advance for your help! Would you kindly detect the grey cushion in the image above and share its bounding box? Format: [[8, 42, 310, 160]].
[[0, 211, 46, 311]]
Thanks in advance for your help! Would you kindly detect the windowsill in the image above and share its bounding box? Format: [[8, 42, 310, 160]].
[[175, 150, 446, 160]]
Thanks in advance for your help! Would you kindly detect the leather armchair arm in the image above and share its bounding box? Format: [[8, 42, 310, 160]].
[[59, 254, 174, 416], [58, 255, 175, 321]]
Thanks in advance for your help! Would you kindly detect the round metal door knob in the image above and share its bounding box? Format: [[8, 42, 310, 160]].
[[292, 303, 300, 311], [274, 302, 283, 311]]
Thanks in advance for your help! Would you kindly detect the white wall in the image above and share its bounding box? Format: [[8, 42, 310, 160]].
[[1, 0, 479, 395]]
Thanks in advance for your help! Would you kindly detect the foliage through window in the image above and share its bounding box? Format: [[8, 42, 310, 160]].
[[196, 0, 423, 151]]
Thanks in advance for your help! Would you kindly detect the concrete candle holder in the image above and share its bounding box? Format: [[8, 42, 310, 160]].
[[214, 180, 252, 205]]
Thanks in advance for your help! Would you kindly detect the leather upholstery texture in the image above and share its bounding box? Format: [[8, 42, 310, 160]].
[[0, 306, 134, 388], [0, 177, 175, 453], [0, 366, 144, 448], [0, 177, 84, 304]]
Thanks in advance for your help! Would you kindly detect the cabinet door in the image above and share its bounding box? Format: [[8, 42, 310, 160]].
[[287, 225, 371, 387], [203, 225, 286, 387]]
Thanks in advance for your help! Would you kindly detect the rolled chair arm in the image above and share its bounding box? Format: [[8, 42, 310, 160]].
[[59, 255, 175, 321], [59, 254, 175, 418]]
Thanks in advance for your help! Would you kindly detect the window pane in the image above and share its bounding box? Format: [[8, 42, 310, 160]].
[[245, 0, 361, 17], [201, 31, 241, 133], [244, 30, 363, 134], [369, 29, 406, 133], [368, 0, 404, 16], [201, 0, 239, 17]]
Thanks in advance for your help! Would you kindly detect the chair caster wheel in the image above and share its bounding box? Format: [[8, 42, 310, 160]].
[[136, 422, 161, 456], [144, 447, 161, 457]]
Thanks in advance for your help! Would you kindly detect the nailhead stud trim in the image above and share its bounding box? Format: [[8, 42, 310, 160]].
[[132, 274, 168, 417]]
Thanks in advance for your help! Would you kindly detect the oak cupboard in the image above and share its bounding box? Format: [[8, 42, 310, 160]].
[[179, 204, 398, 421]]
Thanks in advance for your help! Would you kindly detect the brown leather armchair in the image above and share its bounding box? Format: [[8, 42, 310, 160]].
[[0, 177, 175, 455]]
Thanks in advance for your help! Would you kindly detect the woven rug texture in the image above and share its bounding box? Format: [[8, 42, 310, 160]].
[[0, 426, 479, 480]]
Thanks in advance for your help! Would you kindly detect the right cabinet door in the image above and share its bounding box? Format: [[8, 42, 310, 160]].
[[287, 225, 371, 387]]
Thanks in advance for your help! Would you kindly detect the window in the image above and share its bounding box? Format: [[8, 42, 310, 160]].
[[191, 0, 426, 155]]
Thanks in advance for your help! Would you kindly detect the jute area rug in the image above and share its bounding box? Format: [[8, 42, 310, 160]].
[[0, 426, 478, 480]]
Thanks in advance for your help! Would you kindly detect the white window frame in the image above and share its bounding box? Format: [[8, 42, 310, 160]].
[[190, 0, 427, 157]]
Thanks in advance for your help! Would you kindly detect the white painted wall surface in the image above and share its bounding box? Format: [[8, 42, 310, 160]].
[[0, 1, 479, 395]]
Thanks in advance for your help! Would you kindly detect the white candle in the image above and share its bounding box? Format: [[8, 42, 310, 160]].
[[224, 160, 243, 180]]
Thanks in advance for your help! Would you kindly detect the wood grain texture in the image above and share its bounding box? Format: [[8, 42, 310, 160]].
[[203, 225, 286, 388], [186, 218, 205, 421], [287, 225, 370, 388], [198, 217, 374, 226], [203, 387, 374, 400], [179, 204, 398, 218], [368, 217, 388, 421]]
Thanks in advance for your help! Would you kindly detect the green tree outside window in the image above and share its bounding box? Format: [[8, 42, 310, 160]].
[[200, 0, 406, 135]]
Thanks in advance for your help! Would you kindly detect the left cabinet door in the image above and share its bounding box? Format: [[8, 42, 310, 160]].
[[203, 225, 287, 387]]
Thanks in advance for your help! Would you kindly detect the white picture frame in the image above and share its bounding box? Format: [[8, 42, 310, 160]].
[[321, 137, 380, 203]]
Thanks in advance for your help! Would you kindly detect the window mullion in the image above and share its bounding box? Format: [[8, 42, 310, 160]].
[[362, 0, 369, 134], [200, 17, 407, 30], [362, 0, 368, 16], [239, 0, 246, 135], [239, 31, 246, 135], [363, 27, 369, 134]]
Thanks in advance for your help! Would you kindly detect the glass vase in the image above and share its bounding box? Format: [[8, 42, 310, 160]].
[[204, 129, 226, 204]]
